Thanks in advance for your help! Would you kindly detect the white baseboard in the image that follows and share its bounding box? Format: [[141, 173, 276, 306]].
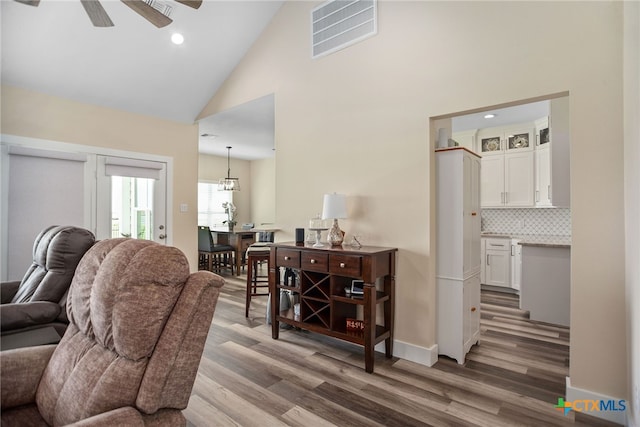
[[566, 377, 628, 425], [375, 339, 438, 367]]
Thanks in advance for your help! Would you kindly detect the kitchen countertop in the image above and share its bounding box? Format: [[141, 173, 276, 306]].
[[481, 232, 571, 248]]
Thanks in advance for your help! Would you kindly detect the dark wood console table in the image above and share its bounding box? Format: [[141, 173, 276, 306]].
[[269, 242, 397, 373]]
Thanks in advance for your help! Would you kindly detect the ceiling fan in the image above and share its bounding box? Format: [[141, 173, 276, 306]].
[[14, 0, 202, 28]]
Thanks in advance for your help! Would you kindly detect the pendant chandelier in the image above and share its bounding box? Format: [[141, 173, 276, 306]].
[[218, 146, 240, 191]]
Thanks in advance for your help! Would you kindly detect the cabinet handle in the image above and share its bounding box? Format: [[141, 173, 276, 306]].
[[284, 256, 291, 260], [339, 262, 346, 268], [471, 306, 477, 312], [511, 245, 515, 256], [486, 254, 490, 266], [548, 185, 551, 200], [471, 212, 477, 216], [310, 259, 316, 264]]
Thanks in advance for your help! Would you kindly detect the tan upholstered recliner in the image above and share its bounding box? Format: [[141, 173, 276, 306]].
[[0, 238, 224, 426], [0, 225, 96, 340]]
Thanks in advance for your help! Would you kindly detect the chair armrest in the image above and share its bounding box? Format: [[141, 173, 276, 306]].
[[1, 281, 21, 304], [0, 344, 56, 410], [65, 407, 145, 427], [0, 302, 61, 332]]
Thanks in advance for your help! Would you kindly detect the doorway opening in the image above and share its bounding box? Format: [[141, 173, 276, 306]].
[[432, 92, 571, 364]]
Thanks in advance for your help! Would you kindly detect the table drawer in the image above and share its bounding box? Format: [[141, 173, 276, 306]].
[[329, 254, 362, 277], [277, 249, 300, 268], [301, 251, 328, 272]]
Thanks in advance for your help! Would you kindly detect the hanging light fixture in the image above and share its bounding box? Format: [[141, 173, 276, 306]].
[[218, 146, 240, 191]]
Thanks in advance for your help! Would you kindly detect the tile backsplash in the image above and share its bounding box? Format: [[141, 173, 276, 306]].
[[481, 208, 571, 236]]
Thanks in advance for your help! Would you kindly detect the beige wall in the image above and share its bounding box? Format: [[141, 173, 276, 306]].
[[198, 153, 252, 226], [250, 157, 276, 227], [624, 1, 640, 424], [1, 85, 201, 270], [199, 1, 628, 399]]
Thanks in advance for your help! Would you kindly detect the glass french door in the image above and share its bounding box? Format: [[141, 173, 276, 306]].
[[96, 155, 167, 244]]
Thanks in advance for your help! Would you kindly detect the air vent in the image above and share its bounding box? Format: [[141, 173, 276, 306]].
[[311, 0, 377, 59]]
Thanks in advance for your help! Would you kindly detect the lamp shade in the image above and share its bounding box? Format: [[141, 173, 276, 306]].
[[321, 193, 347, 219]]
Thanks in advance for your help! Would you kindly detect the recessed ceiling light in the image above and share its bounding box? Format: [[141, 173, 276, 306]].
[[171, 33, 184, 45], [484, 114, 496, 119]]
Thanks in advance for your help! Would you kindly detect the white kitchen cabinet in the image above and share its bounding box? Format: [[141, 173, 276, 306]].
[[436, 147, 481, 364], [481, 150, 534, 208], [535, 146, 552, 207], [511, 239, 522, 291], [481, 237, 511, 288], [505, 151, 535, 207], [480, 155, 504, 207], [549, 98, 571, 208], [437, 275, 480, 364], [479, 123, 535, 208]]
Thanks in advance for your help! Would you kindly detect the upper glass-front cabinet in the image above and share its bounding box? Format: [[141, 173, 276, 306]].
[[507, 132, 531, 150], [477, 125, 534, 155], [535, 117, 550, 147], [480, 136, 502, 154]]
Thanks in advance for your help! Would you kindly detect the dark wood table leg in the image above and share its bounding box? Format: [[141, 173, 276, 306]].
[[363, 284, 375, 373]]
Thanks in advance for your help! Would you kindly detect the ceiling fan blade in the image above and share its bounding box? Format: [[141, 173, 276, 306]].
[[80, 0, 114, 27], [14, 0, 41, 6], [174, 0, 201, 9], [121, 0, 172, 28]]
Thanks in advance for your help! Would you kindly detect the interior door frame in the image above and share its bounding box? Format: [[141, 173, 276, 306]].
[[0, 134, 174, 279]]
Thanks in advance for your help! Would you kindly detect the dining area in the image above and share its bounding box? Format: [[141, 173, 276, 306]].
[[197, 226, 274, 276]]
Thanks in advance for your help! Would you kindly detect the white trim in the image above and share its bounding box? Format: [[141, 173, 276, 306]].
[[375, 339, 438, 367], [566, 377, 628, 425], [0, 134, 174, 246]]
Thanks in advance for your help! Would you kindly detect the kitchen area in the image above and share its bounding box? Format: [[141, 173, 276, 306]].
[[448, 96, 571, 328]]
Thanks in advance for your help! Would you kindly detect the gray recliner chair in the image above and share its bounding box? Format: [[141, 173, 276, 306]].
[[0, 225, 96, 345]]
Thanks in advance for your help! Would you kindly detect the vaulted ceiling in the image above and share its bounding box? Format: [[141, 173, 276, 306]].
[[1, 0, 282, 158]]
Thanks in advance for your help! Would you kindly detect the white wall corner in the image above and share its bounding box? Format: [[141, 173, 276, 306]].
[[566, 377, 628, 425], [376, 340, 438, 367]]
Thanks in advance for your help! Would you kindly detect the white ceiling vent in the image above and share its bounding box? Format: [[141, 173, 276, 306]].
[[311, 0, 377, 59]]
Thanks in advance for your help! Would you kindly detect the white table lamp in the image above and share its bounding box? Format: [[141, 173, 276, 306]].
[[322, 193, 347, 246]]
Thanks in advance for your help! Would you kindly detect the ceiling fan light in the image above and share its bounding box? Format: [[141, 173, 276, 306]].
[[171, 33, 184, 45]]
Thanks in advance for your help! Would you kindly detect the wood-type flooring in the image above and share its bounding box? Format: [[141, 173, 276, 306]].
[[185, 271, 619, 427]]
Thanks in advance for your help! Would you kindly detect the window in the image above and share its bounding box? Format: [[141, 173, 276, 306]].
[[198, 182, 232, 228], [111, 176, 154, 239]]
